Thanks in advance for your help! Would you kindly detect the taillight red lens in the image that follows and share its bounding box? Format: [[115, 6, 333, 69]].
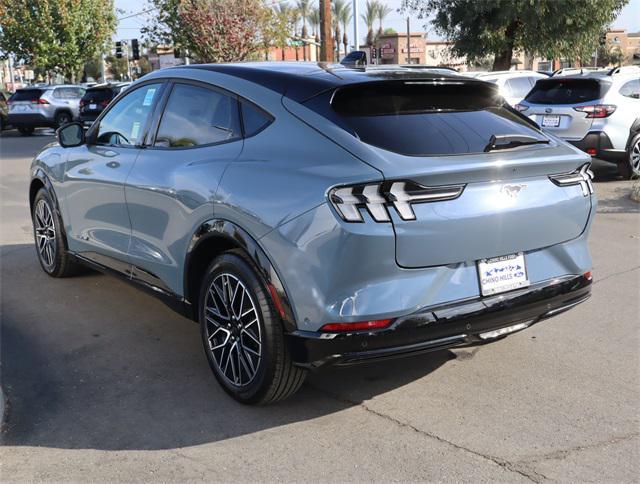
[[514, 103, 528, 112], [100, 100, 110, 107], [583, 271, 593, 281], [573, 104, 616, 118], [31, 98, 49, 105], [320, 319, 393, 332]]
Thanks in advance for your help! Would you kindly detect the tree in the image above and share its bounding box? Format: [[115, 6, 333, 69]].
[[106, 55, 129, 81], [402, 0, 629, 71], [338, 2, 353, 55], [361, 0, 378, 47], [0, 0, 117, 81], [375, 2, 392, 39], [332, 0, 350, 58], [296, 0, 311, 38]]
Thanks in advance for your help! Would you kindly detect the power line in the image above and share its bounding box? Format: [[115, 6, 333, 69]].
[[117, 7, 156, 22]]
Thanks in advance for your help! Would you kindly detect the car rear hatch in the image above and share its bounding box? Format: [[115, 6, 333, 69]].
[[522, 77, 610, 140], [81, 88, 113, 112], [303, 80, 593, 268], [8, 89, 44, 114]]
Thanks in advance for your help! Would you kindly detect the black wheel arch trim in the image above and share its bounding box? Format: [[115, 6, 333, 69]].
[[184, 219, 298, 332]]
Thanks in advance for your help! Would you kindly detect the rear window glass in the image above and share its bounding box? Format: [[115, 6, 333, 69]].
[[505, 77, 534, 98], [83, 88, 115, 102], [10, 89, 43, 101], [309, 81, 545, 156], [525, 78, 608, 104]]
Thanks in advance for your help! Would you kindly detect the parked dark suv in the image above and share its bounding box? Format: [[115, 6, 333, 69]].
[[79, 83, 130, 124]]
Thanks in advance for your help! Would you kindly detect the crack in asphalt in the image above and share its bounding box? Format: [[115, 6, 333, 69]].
[[308, 385, 548, 483], [592, 265, 640, 286], [516, 432, 640, 465]]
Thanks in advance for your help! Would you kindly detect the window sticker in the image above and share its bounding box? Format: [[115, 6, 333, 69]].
[[142, 88, 157, 106], [131, 121, 141, 140]]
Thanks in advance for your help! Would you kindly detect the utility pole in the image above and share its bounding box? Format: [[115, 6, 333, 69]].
[[101, 53, 106, 82], [406, 17, 411, 64], [352, 0, 360, 52], [8, 54, 15, 89], [319, 0, 334, 62]]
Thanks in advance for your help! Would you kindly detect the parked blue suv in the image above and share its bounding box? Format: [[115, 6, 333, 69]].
[[30, 63, 595, 404]]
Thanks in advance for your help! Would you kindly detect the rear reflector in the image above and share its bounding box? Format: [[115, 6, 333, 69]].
[[320, 319, 393, 332], [587, 148, 597, 156], [583, 271, 593, 281]]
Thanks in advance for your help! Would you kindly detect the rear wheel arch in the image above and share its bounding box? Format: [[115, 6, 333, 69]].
[[184, 220, 297, 331], [54, 109, 73, 125]]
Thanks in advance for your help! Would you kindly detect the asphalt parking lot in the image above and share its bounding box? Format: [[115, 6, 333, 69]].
[[1, 129, 638, 482]]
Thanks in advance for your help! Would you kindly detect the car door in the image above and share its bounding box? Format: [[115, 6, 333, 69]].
[[63, 82, 165, 269], [124, 81, 244, 295]]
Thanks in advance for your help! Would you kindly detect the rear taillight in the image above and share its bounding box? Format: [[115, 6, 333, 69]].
[[549, 163, 594, 196], [31, 98, 49, 105], [79, 100, 86, 107], [330, 181, 465, 223], [100, 100, 110, 107], [320, 319, 393, 332], [573, 104, 616, 118], [514, 103, 529, 112]]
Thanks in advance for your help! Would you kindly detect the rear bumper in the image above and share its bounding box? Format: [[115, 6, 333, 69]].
[[7, 113, 54, 128], [287, 274, 591, 368], [569, 131, 626, 163]]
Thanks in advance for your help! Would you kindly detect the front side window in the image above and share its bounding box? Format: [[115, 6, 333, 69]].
[[154, 83, 241, 148], [95, 83, 161, 147], [619, 79, 640, 99]]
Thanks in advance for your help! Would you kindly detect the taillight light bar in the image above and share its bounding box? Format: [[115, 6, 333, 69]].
[[330, 181, 466, 223], [320, 319, 393, 332], [31, 98, 49, 105], [573, 104, 616, 118], [549, 163, 594, 196]]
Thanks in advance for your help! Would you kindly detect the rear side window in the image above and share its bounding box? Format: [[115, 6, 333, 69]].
[[10, 89, 43, 101], [241, 102, 272, 137], [54, 87, 83, 99], [619, 79, 640, 99], [525, 78, 608, 104], [155, 83, 241, 148], [316, 81, 546, 156], [505, 77, 534, 98]]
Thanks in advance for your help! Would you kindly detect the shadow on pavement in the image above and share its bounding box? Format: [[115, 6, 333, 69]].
[[0, 243, 452, 451], [589, 160, 639, 214]]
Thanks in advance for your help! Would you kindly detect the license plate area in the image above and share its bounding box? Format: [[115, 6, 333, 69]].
[[89, 103, 97, 110], [542, 115, 560, 127], [477, 252, 529, 296]]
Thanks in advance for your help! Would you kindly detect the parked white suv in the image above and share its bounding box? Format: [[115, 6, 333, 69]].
[[516, 68, 640, 178], [7, 85, 85, 135], [475, 70, 548, 106]]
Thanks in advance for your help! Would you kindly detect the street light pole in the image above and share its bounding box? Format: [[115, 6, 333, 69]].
[[353, 0, 360, 52], [406, 17, 411, 64]]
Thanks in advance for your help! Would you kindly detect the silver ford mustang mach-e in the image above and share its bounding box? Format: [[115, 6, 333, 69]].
[[29, 63, 595, 404]]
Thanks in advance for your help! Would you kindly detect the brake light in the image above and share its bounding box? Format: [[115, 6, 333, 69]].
[[100, 100, 110, 107], [330, 181, 466, 223], [320, 319, 393, 332], [573, 104, 616, 118], [31, 98, 49, 105], [514, 103, 528, 112]]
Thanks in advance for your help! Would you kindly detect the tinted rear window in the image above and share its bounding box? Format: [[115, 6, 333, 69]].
[[309, 81, 545, 156], [83, 88, 115, 102], [525, 78, 608, 104], [10, 89, 43, 101]]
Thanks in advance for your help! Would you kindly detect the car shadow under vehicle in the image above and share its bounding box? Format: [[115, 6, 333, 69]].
[[1, 243, 454, 451]]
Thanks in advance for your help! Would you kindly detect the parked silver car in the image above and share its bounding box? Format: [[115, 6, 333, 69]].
[[474, 70, 548, 106], [516, 68, 640, 178], [7, 84, 85, 135]]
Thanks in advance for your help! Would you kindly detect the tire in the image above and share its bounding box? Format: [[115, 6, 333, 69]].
[[621, 133, 640, 180], [32, 188, 79, 277], [199, 251, 306, 404], [55, 111, 72, 128], [18, 126, 35, 136]]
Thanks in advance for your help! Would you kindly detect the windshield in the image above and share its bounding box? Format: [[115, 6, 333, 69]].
[[305, 81, 546, 156]]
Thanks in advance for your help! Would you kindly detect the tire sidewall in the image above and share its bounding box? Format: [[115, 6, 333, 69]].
[[628, 134, 640, 178], [199, 253, 281, 403], [56, 112, 71, 128]]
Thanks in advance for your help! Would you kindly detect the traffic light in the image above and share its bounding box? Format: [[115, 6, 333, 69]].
[[115, 41, 123, 59], [131, 39, 140, 60]]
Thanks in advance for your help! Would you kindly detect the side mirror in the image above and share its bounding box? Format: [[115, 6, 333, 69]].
[[56, 122, 85, 148]]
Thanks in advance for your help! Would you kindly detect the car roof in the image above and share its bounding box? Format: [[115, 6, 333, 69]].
[[478, 70, 544, 78], [183, 61, 479, 101]]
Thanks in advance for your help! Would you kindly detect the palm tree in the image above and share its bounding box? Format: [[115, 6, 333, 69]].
[[376, 2, 392, 39], [308, 5, 320, 36], [339, 3, 352, 56], [332, 0, 348, 59], [296, 0, 311, 38], [361, 0, 377, 47]]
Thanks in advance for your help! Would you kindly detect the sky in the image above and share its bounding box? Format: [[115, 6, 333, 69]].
[[115, 0, 640, 45]]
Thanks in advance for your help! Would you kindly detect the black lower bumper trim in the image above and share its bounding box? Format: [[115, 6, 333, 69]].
[[287, 275, 592, 368], [568, 131, 625, 162]]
